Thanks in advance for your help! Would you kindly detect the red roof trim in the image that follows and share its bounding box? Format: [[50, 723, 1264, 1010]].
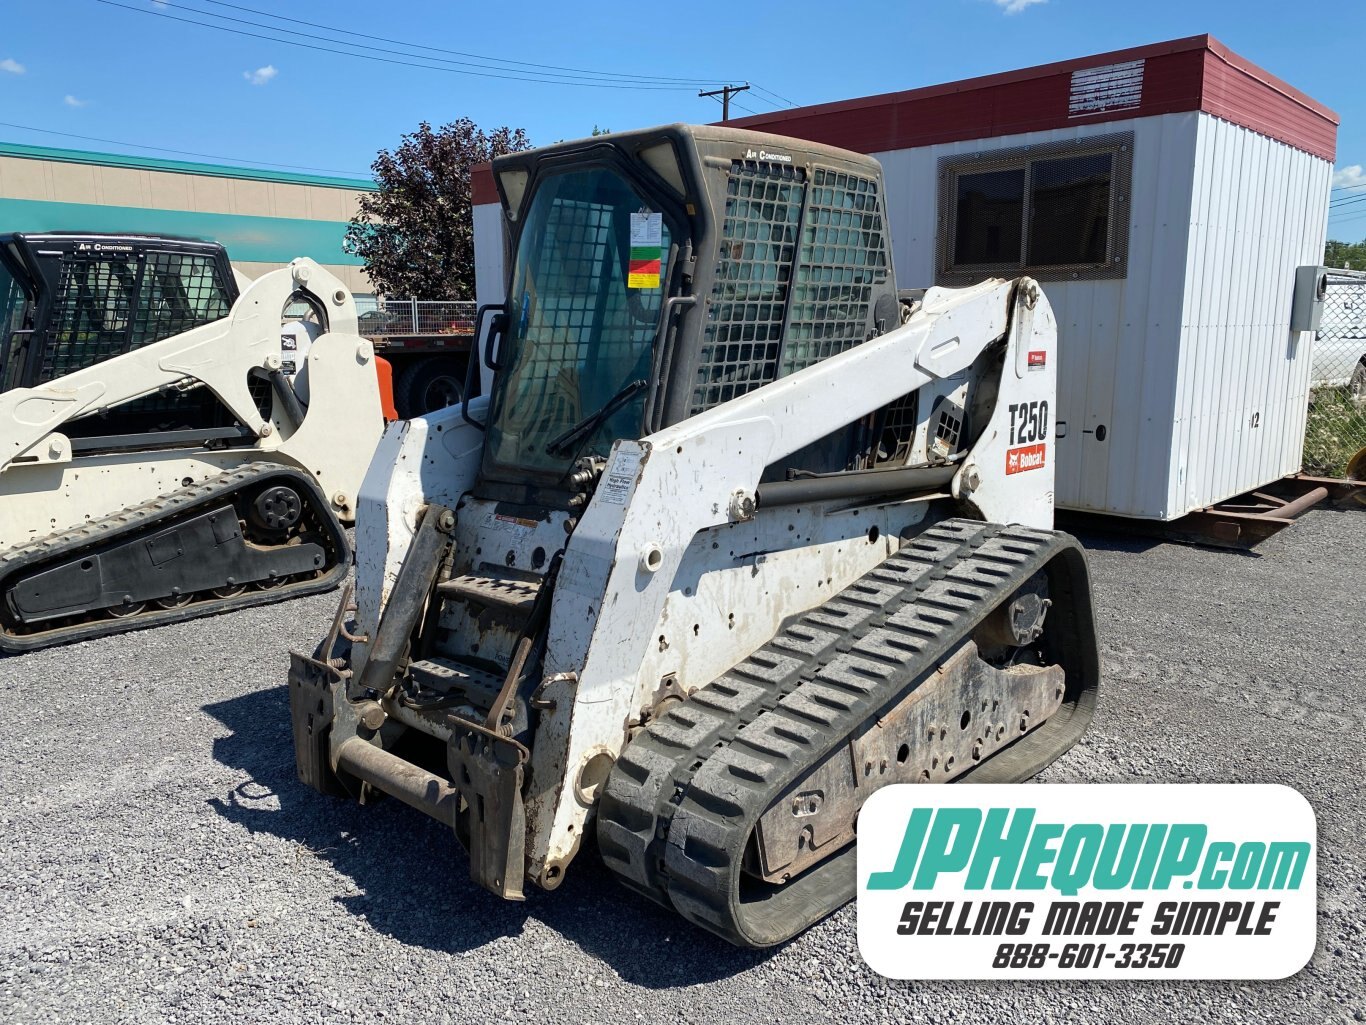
[[472, 162, 498, 206], [727, 35, 1337, 163]]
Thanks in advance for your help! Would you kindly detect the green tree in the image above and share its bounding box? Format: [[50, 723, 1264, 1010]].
[[346, 118, 531, 299], [1324, 239, 1366, 270]]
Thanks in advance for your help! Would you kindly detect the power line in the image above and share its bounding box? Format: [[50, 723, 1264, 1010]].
[[704, 94, 759, 117], [192, 0, 731, 86], [91, 0, 725, 91], [164, 0, 722, 86], [749, 82, 798, 108], [1329, 193, 1366, 212], [0, 119, 371, 177], [700, 84, 754, 121]]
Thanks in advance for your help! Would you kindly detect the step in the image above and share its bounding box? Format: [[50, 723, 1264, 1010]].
[[436, 572, 540, 614]]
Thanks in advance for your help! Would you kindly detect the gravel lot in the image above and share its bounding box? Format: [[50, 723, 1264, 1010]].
[[1, 508, 1362, 1024]]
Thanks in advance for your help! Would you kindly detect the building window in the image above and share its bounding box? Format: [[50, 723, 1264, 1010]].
[[938, 133, 1131, 282]]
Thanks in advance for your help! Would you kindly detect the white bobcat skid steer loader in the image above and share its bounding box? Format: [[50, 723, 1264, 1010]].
[[0, 239, 384, 652], [288, 125, 1100, 947]]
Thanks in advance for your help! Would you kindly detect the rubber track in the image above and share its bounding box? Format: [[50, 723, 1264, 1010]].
[[596, 517, 1098, 947], [0, 461, 349, 653]]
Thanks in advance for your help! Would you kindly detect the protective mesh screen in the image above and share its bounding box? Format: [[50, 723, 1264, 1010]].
[[42, 255, 139, 381], [1027, 153, 1113, 267], [691, 160, 806, 414], [135, 253, 232, 345], [41, 252, 231, 382], [782, 167, 888, 375], [953, 168, 1025, 267], [487, 169, 670, 474], [510, 196, 664, 414]]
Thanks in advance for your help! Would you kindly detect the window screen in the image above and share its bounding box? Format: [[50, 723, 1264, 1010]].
[[486, 169, 671, 474], [691, 160, 805, 414], [938, 133, 1130, 283], [1027, 153, 1113, 267], [953, 169, 1025, 267], [41, 251, 232, 383], [782, 167, 888, 375], [0, 257, 34, 392]]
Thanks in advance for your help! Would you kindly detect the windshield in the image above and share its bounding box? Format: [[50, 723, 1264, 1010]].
[[0, 255, 35, 392], [485, 168, 673, 477]]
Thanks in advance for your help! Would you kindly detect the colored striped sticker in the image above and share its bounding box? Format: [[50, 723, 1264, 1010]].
[[629, 211, 662, 289]]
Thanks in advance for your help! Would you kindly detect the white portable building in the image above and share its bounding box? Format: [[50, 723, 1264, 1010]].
[[473, 35, 1339, 520]]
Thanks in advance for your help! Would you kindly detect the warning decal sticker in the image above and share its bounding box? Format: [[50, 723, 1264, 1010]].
[[600, 449, 641, 505], [628, 211, 663, 289]]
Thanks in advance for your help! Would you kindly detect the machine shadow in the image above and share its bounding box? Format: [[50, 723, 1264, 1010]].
[[202, 684, 773, 986]]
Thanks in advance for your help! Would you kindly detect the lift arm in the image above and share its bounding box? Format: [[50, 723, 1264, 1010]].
[[0, 259, 358, 473]]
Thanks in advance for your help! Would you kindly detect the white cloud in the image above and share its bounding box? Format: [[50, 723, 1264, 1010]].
[[993, 0, 1046, 12], [242, 65, 278, 87], [63, 95, 87, 108], [0, 58, 24, 75], [1333, 164, 1365, 190]]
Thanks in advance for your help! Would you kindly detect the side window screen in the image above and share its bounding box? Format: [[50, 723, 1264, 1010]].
[[43, 256, 140, 381], [953, 169, 1025, 267], [782, 167, 889, 375], [136, 253, 233, 343], [42, 251, 232, 383], [691, 160, 805, 414], [1027, 153, 1113, 267]]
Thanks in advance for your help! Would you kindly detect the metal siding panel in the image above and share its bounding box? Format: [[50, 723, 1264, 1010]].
[[1072, 280, 1109, 507], [872, 115, 1202, 516], [1172, 115, 1333, 515], [1113, 114, 1192, 517], [1049, 284, 1083, 506], [1171, 115, 1218, 516], [872, 148, 937, 286], [1256, 138, 1293, 488]]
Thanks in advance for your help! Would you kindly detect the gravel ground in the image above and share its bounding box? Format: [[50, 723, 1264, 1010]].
[[1, 509, 1362, 1024]]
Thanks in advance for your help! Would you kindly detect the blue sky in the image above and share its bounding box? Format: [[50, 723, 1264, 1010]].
[[2, 0, 1364, 240]]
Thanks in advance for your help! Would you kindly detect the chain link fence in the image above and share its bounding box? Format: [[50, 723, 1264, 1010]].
[[1303, 270, 1366, 478], [353, 297, 477, 338]]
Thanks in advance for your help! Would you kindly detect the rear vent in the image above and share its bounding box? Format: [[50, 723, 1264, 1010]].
[[874, 392, 919, 467], [930, 397, 966, 462]]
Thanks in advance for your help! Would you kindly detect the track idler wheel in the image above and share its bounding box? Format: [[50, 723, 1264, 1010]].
[[249, 486, 303, 533]]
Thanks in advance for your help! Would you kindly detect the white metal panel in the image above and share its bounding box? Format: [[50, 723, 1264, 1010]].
[[874, 112, 1200, 517], [472, 201, 505, 398], [1170, 114, 1332, 515]]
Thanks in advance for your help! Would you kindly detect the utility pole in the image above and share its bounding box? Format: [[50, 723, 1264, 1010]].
[[698, 83, 751, 122]]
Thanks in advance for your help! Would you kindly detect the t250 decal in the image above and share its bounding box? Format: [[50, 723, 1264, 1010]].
[[1008, 400, 1050, 445]]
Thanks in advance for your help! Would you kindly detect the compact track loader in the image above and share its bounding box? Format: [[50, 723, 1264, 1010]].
[[289, 125, 1100, 946], [0, 234, 384, 651]]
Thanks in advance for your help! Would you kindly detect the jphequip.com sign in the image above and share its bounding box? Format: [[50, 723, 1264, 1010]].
[[857, 785, 1315, 979]]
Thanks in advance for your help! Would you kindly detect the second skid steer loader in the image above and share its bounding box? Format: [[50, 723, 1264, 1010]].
[[0, 236, 384, 651], [288, 124, 1100, 946]]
